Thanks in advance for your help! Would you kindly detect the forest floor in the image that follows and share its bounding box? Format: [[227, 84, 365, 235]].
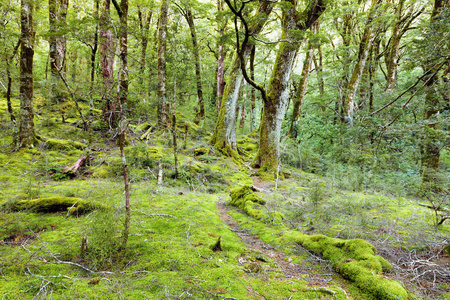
[[0, 99, 449, 299]]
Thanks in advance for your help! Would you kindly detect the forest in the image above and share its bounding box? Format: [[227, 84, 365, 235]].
[[0, 0, 449, 298]]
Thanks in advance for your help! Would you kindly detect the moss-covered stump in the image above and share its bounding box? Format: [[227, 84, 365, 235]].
[[229, 186, 267, 219], [45, 138, 87, 151], [194, 147, 209, 156], [3, 197, 105, 214], [283, 232, 408, 300]]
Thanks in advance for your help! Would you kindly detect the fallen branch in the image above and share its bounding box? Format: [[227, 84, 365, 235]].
[[133, 210, 175, 218], [63, 155, 88, 175]]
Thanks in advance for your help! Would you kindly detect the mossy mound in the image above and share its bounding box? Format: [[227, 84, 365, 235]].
[[2, 196, 105, 214], [283, 232, 408, 300], [194, 147, 209, 156], [229, 186, 266, 219], [45, 138, 87, 151]]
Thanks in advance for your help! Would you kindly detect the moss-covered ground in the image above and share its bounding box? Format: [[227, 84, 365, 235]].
[[1, 97, 449, 299]]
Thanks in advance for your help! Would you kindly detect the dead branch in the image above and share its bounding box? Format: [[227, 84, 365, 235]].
[[63, 155, 88, 175]]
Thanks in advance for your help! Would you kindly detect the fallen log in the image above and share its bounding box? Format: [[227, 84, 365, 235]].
[[63, 155, 88, 176]]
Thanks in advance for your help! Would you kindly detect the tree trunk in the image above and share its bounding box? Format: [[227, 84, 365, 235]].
[[137, 6, 151, 77], [100, 0, 115, 128], [183, 8, 205, 123], [420, 0, 448, 184], [210, 1, 274, 158], [157, 0, 168, 128], [289, 44, 313, 137], [19, 0, 37, 148], [253, 0, 326, 172], [341, 0, 381, 126], [250, 45, 257, 131], [113, 0, 128, 110], [216, 0, 226, 111], [89, 0, 99, 121], [240, 82, 246, 128]]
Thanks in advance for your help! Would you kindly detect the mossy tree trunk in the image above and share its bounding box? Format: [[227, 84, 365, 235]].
[[250, 45, 257, 131], [210, 1, 274, 158], [216, 0, 226, 112], [19, 0, 37, 148], [253, 0, 326, 172], [341, 0, 381, 126], [157, 0, 168, 128], [5, 38, 20, 145]]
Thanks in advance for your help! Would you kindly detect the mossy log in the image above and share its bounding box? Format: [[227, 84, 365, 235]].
[[3, 196, 105, 214]]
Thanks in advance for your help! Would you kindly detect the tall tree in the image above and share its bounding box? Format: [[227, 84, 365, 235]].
[[18, 0, 37, 148], [341, 0, 382, 126], [419, 0, 449, 184], [112, 0, 128, 109], [157, 0, 169, 128], [174, 2, 205, 123], [100, 0, 115, 127], [210, 0, 274, 158], [49, 0, 69, 104]]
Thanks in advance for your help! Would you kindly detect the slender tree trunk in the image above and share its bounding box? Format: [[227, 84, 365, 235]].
[[210, 1, 274, 157], [89, 0, 99, 120], [250, 45, 257, 131], [289, 44, 313, 137], [239, 81, 246, 128], [342, 0, 381, 126], [216, 0, 226, 111], [183, 8, 205, 122], [100, 0, 115, 128], [157, 0, 168, 128], [19, 0, 36, 148], [113, 0, 128, 109], [137, 6, 151, 76]]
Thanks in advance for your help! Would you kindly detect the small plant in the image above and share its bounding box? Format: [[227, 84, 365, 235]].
[[83, 209, 126, 270], [309, 180, 326, 206]]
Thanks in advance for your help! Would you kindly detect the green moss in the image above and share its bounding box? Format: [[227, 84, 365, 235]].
[[2, 196, 106, 214], [194, 147, 209, 156], [229, 186, 266, 219], [45, 138, 87, 151]]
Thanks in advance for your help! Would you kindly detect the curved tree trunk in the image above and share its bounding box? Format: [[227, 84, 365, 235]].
[[342, 0, 381, 126], [253, 0, 326, 172], [19, 0, 37, 148], [210, 1, 274, 158], [157, 0, 168, 128]]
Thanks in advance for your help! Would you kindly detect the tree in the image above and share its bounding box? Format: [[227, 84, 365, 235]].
[[49, 0, 69, 105], [18, 0, 37, 148], [157, 0, 169, 128], [210, 0, 274, 158], [225, 0, 326, 172], [419, 0, 449, 185], [174, 1, 205, 123], [112, 0, 128, 109], [100, 0, 115, 128]]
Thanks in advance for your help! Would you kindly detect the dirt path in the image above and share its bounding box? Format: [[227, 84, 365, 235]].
[[216, 200, 341, 288]]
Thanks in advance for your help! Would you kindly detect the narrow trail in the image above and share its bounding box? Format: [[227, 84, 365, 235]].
[[216, 200, 344, 289]]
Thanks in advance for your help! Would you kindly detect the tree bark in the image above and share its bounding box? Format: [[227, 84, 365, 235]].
[[250, 45, 257, 132], [216, 0, 226, 111], [182, 7, 205, 123], [19, 0, 37, 148], [112, 0, 128, 110], [100, 0, 115, 128], [253, 0, 326, 172], [289, 43, 314, 137], [157, 0, 168, 128]]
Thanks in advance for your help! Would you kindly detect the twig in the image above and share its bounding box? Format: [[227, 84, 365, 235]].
[[133, 210, 175, 218], [35, 235, 94, 274]]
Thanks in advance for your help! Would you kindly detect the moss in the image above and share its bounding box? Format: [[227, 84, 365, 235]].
[[194, 147, 209, 156], [45, 138, 87, 151], [444, 242, 450, 256], [135, 122, 153, 132], [2, 196, 106, 214], [229, 186, 266, 219]]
